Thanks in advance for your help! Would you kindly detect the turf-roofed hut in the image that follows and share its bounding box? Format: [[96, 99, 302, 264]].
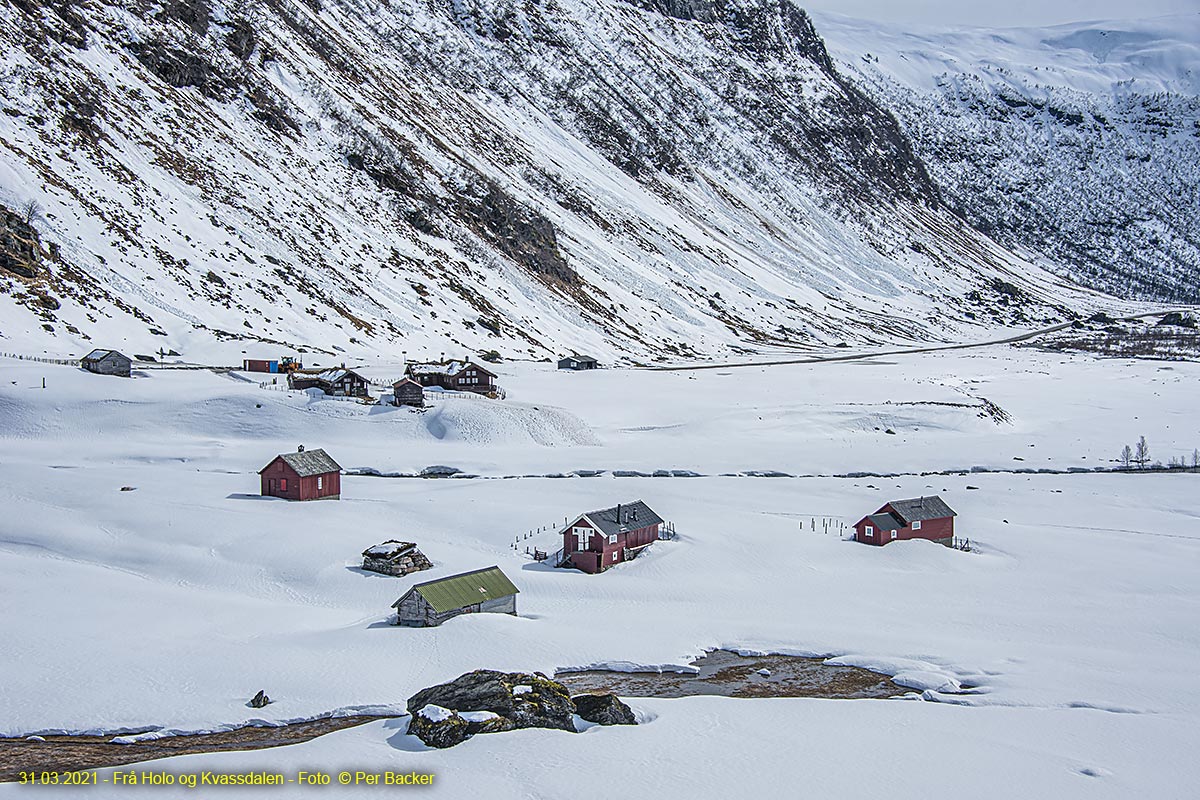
[[259, 446, 342, 501], [362, 541, 433, 576], [853, 496, 957, 546], [392, 566, 519, 627]]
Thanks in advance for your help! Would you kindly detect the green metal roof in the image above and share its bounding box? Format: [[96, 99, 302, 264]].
[[410, 566, 519, 614]]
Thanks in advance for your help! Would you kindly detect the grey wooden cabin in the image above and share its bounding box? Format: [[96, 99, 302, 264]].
[[80, 349, 132, 377], [558, 354, 599, 370], [391, 378, 425, 408], [392, 566, 519, 627]]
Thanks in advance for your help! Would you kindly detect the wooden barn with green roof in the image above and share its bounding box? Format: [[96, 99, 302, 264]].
[[391, 566, 519, 627]]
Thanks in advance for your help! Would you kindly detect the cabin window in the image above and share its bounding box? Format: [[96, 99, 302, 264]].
[[280, 478, 288, 491], [913, 520, 922, 530], [608, 534, 617, 544], [865, 526, 873, 536], [612, 551, 618, 562], [317, 476, 323, 490], [891, 530, 898, 540]]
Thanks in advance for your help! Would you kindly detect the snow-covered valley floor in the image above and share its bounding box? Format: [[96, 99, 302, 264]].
[[1, 348, 1197, 798]]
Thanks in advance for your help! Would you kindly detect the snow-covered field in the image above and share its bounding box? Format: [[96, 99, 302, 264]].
[[1, 347, 1198, 798]]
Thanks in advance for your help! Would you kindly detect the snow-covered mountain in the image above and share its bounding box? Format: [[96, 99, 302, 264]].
[[0, 1, 1186, 363], [818, 11, 1200, 304]]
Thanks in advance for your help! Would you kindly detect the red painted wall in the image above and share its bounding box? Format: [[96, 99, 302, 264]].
[[260, 458, 340, 501]]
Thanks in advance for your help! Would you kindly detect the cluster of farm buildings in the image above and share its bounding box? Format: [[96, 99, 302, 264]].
[[78, 349, 602, 407], [77, 348, 963, 626], [258, 444, 959, 627]]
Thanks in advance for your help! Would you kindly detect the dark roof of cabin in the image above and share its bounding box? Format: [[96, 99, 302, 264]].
[[392, 378, 423, 388], [560, 354, 597, 362], [888, 496, 957, 523], [260, 447, 342, 476], [293, 368, 366, 383], [394, 566, 519, 613], [867, 513, 905, 531], [578, 500, 663, 536]]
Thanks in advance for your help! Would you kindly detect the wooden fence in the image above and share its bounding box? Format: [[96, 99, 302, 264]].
[[1, 352, 233, 371], [513, 518, 678, 562], [0, 351, 77, 366]]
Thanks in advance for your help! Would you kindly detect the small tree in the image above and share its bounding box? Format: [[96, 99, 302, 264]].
[[1192, 448, 1199, 472], [1135, 436, 1150, 469], [20, 199, 42, 226], [1120, 444, 1133, 470]]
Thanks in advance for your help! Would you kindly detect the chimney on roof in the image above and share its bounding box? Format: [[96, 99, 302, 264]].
[[298, 445, 305, 452], [616, 503, 622, 526]]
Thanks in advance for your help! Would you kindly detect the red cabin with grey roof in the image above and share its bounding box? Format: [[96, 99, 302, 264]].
[[853, 496, 956, 546], [259, 446, 342, 501]]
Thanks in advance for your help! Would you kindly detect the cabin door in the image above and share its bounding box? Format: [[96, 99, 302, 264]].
[[268, 479, 277, 493]]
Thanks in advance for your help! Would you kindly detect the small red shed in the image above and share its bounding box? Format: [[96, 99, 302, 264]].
[[259, 446, 342, 501], [853, 496, 956, 546], [560, 500, 664, 573]]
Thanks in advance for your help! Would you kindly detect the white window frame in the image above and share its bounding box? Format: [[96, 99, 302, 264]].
[[912, 520, 922, 530], [608, 534, 617, 544], [865, 526, 873, 537], [317, 476, 323, 490], [574, 526, 588, 551], [612, 551, 618, 562], [891, 530, 898, 540]]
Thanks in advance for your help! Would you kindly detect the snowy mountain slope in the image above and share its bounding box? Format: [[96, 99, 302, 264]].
[[817, 12, 1200, 304], [0, 0, 1107, 364]]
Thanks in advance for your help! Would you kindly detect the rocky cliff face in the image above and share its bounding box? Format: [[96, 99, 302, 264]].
[[0, 0, 1107, 361], [1, 206, 44, 280]]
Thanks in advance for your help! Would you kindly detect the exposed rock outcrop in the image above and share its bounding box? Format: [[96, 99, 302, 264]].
[[572, 693, 636, 725], [1157, 312, 1196, 329], [407, 670, 576, 734], [0, 206, 44, 279], [406, 670, 637, 748], [407, 705, 473, 748]]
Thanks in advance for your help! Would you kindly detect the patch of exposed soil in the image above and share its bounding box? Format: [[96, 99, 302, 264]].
[[556, 650, 904, 700], [0, 716, 392, 783]]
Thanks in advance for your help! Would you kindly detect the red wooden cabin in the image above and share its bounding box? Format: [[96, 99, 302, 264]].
[[259, 446, 342, 501], [853, 496, 956, 546], [560, 501, 663, 573]]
